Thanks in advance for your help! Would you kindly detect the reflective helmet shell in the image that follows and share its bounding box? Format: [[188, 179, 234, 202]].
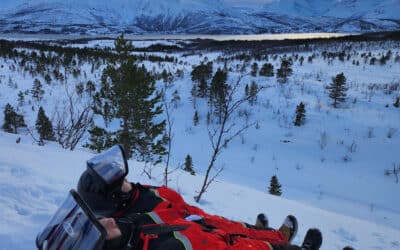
[[77, 170, 121, 217]]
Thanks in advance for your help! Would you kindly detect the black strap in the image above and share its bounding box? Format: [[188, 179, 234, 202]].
[[140, 224, 189, 236]]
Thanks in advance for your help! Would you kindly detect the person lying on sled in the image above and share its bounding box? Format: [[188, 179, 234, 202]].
[[76, 145, 322, 249], [36, 190, 322, 250], [98, 214, 322, 250]]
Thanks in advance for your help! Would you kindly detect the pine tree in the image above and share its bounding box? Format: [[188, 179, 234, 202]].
[[299, 56, 304, 66], [44, 74, 52, 85], [251, 62, 258, 77], [326, 72, 348, 108], [259, 63, 274, 77], [85, 80, 95, 96], [89, 34, 166, 164], [2, 103, 26, 134], [294, 102, 306, 126], [268, 175, 282, 196], [209, 68, 228, 122], [31, 78, 44, 101], [193, 110, 199, 126], [171, 90, 181, 109], [277, 59, 292, 83], [244, 84, 249, 97], [249, 81, 258, 105], [35, 106, 55, 143], [17, 91, 25, 106], [191, 62, 213, 98], [76, 82, 84, 96], [184, 154, 195, 175], [84, 126, 114, 153]]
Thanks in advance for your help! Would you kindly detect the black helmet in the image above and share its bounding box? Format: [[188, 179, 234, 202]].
[[77, 145, 132, 217]]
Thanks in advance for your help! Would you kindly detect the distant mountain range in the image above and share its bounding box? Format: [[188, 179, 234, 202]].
[[0, 0, 399, 35]]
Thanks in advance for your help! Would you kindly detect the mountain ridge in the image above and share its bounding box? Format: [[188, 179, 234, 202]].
[[0, 0, 399, 35]]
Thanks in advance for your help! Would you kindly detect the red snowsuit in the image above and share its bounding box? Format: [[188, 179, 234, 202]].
[[113, 184, 289, 250]]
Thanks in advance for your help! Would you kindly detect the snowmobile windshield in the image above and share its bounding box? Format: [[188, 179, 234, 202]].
[[87, 145, 128, 190], [36, 190, 106, 250]]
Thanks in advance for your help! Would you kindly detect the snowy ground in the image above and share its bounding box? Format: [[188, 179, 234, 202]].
[[0, 132, 399, 250], [0, 37, 399, 249]]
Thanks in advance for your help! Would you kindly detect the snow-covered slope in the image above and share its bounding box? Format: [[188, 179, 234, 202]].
[[1, 132, 399, 250], [0, 36, 399, 249], [0, 0, 399, 35]]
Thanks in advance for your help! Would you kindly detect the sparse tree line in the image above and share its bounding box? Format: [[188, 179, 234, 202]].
[[2, 34, 400, 205], [0, 39, 177, 94], [190, 31, 400, 54]]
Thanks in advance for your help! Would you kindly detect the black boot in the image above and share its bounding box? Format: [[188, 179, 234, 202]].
[[255, 213, 269, 229], [278, 215, 298, 242], [301, 228, 322, 250]]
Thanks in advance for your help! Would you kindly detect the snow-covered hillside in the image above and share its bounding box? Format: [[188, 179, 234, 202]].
[[1, 132, 400, 250], [0, 36, 399, 249], [0, 0, 399, 34]]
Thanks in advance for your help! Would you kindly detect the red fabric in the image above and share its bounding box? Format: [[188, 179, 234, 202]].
[[140, 232, 158, 250], [146, 186, 287, 249]]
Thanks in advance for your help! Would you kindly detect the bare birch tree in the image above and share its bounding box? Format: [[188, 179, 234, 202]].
[[158, 86, 174, 185], [54, 88, 94, 150], [194, 74, 263, 202]]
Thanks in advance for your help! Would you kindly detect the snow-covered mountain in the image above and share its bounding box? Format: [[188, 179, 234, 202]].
[[0, 0, 399, 35]]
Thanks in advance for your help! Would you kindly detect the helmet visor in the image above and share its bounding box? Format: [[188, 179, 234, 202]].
[[87, 145, 128, 189], [36, 190, 106, 250]]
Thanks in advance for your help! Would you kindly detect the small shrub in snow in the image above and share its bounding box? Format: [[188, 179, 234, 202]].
[[318, 131, 328, 150], [342, 155, 351, 162], [299, 56, 304, 65], [387, 128, 397, 139], [268, 175, 282, 196], [347, 141, 357, 153], [240, 135, 245, 144], [17, 91, 24, 106], [384, 163, 400, 183], [294, 102, 306, 126], [367, 127, 375, 138], [184, 154, 195, 175], [193, 110, 199, 126]]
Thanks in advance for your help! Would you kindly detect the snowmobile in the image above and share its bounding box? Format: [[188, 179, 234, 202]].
[[36, 145, 129, 250]]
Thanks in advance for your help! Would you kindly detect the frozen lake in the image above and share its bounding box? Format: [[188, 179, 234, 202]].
[[0, 32, 349, 41]]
